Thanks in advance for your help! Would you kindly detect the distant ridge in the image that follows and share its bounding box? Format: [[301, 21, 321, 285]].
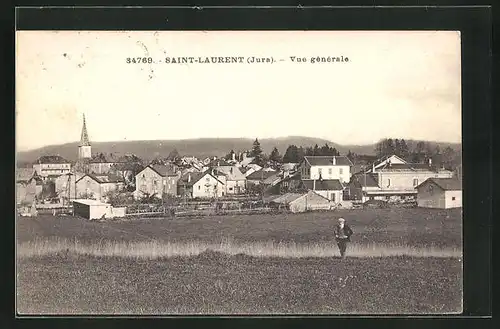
[[16, 136, 461, 163]]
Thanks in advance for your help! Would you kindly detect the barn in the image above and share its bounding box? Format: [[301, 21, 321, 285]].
[[416, 178, 462, 209]]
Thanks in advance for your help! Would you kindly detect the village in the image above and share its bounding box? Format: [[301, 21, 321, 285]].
[[16, 115, 463, 220]]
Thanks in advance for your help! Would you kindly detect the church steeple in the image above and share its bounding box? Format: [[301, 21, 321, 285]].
[[78, 114, 92, 161], [80, 114, 91, 147]]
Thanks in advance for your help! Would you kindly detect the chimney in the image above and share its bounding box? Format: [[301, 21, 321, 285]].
[[188, 173, 191, 183], [428, 158, 432, 167], [230, 167, 233, 174], [313, 179, 316, 191], [243, 152, 247, 160], [332, 156, 336, 165], [372, 162, 375, 173], [232, 153, 236, 161]]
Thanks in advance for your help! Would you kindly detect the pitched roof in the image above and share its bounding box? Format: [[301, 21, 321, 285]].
[[148, 164, 177, 177], [246, 169, 278, 181], [262, 173, 281, 185], [271, 193, 304, 204], [34, 155, 70, 164], [77, 174, 124, 184], [301, 179, 344, 191], [16, 168, 35, 182], [418, 178, 462, 191], [303, 156, 353, 166], [177, 171, 224, 187], [213, 166, 246, 181], [351, 173, 379, 187]]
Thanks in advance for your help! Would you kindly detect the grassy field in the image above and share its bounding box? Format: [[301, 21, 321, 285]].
[[17, 208, 462, 247], [16, 208, 463, 314], [17, 253, 462, 315]]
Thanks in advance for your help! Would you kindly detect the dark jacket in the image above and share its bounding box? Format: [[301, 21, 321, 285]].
[[334, 224, 353, 242]]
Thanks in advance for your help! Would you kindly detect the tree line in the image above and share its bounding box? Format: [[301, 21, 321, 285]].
[[370, 138, 461, 170], [224, 139, 342, 166]]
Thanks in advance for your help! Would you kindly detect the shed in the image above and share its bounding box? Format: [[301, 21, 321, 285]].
[[270, 190, 333, 213], [415, 178, 462, 209], [72, 199, 113, 220]]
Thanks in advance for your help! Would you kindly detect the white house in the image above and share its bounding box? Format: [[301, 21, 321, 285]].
[[299, 156, 353, 183], [300, 179, 344, 202], [416, 178, 462, 209], [33, 155, 72, 179], [212, 166, 247, 194], [177, 171, 226, 199], [347, 155, 455, 202]]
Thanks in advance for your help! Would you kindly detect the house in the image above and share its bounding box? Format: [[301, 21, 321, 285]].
[[33, 155, 72, 179], [269, 190, 334, 213], [346, 172, 381, 201], [16, 168, 38, 205], [346, 155, 454, 202], [134, 164, 180, 200], [238, 153, 255, 167], [273, 171, 303, 194], [300, 179, 344, 202], [212, 166, 247, 194], [416, 178, 462, 209], [281, 163, 299, 177], [88, 153, 120, 174], [207, 158, 233, 168], [54, 171, 86, 201], [75, 174, 125, 202], [177, 171, 225, 199], [299, 156, 353, 183], [364, 155, 407, 173], [246, 169, 278, 186]]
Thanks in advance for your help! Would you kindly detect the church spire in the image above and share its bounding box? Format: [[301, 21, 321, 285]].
[[80, 114, 91, 147]]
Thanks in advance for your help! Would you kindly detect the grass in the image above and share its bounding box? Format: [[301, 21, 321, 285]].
[[17, 254, 463, 314], [17, 237, 463, 259], [16, 208, 462, 248], [15, 208, 463, 314]]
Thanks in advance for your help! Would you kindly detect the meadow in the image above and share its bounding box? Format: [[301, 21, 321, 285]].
[[16, 208, 463, 314]]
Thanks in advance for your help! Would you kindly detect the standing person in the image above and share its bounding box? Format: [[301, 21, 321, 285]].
[[334, 218, 353, 259]]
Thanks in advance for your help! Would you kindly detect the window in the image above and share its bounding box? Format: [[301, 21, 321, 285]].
[[339, 168, 343, 175], [413, 179, 418, 186], [318, 168, 322, 175], [206, 177, 210, 182], [198, 186, 201, 190], [452, 197, 456, 201], [387, 178, 391, 187], [328, 168, 332, 175], [229, 187, 233, 191]]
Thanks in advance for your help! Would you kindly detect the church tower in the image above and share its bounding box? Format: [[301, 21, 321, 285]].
[[78, 114, 92, 160]]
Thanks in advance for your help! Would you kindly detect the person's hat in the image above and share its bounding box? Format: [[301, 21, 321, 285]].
[[338, 218, 345, 223]]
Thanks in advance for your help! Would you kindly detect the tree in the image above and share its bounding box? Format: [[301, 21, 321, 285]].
[[167, 149, 180, 161], [269, 147, 282, 163], [320, 143, 330, 156], [399, 139, 410, 159], [283, 145, 299, 163], [250, 138, 263, 158], [313, 144, 320, 156]]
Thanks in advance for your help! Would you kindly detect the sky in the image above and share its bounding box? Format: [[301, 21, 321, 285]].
[[16, 31, 461, 151]]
